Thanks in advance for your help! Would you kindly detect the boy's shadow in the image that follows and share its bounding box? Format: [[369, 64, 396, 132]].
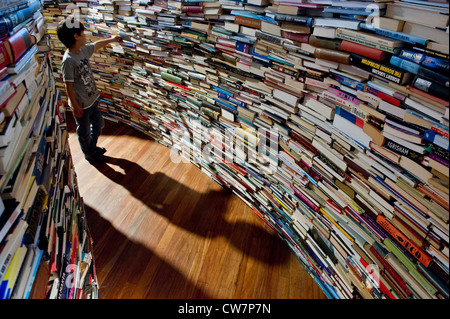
[[83, 203, 211, 298], [92, 155, 289, 264]]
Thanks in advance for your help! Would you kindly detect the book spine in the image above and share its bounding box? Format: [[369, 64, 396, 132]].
[[255, 30, 283, 46], [335, 106, 364, 128], [340, 40, 386, 61], [424, 129, 449, 150], [281, 30, 310, 44], [412, 46, 450, 61], [368, 245, 413, 297], [234, 15, 261, 29], [0, 17, 14, 37], [384, 138, 423, 162], [367, 26, 428, 46], [266, 13, 312, 26], [413, 77, 449, 101], [327, 86, 363, 106], [329, 72, 366, 91], [367, 87, 401, 106], [290, 184, 320, 212], [314, 47, 350, 64], [336, 32, 400, 54], [389, 56, 420, 74], [421, 56, 450, 74], [309, 35, 342, 51], [417, 67, 449, 88], [161, 72, 182, 84], [289, 129, 317, 155], [398, 49, 425, 64], [428, 153, 449, 168], [0, 41, 11, 69], [350, 53, 412, 85], [337, 27, 401, 48], [376, 215, 433, 268], [430, 125, 449, 139], [181, 6, 204, 13]]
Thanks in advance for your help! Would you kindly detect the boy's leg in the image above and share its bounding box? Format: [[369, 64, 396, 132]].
[[74, 107, 100, 161], [90, 101, 106, 154], [90, 101, 104, 146]]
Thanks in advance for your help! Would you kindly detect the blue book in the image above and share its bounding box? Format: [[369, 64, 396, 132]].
[[360, 23, 428, 46], [235, 41, 252, 53], [335, 106, 358, 125], [398, 49, 426, 64], [422, 56, 450, 73], [230, 10, 277, 24], [424, 129, 449, 150], [212, 85, 233, 98], [0, 0, 40, 35], [390, 56, 420, 74]]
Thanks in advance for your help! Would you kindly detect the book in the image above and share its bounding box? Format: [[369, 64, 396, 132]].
[[424, 129, 449, 151], [349, 54, 413, 85], [385, 2, 449, 29], [402, 22, 449, 46], [3, 27, 36, 63], [314, 47, 350, 64], [0, 82, 27, 117], [0, 0, 41, 35], [413, 77, 449, 101], [340, 40, 387, 61]]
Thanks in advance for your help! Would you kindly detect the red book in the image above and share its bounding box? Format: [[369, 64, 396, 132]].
[[0, 67, 7, 81], [0, 40, 11, 70], [181, 6, 203, 13], [4, 28, 36, 63], [376, 215, 433, 268], [281, 30, 310, 44], [340, 40, 387, 62]]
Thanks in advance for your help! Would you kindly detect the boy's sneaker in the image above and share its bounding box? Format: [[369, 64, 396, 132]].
[[86, 152, 105, 164], [96, 146, 107, 155]]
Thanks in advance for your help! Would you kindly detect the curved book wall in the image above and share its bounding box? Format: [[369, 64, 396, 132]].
[[41, 0, 449, 299], [1, 2, 99, 299]]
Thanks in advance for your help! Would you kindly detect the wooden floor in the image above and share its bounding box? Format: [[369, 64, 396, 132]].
[[66, 115, 327, 299]]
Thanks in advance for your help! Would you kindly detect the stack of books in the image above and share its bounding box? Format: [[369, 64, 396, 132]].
[[42, 0, 449, 299], [1, 0, 99, 299]]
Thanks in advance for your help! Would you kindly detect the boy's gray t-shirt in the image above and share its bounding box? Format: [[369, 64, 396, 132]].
[[61, 43, 99, 109]]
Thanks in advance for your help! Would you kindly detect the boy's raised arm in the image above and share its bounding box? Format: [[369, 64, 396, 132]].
[[93, 36, 120, 51]]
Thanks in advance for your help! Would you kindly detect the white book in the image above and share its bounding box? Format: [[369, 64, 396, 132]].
[[382, 131, 426, 153], [313, 18, 361, 30], [378, 99, 406, 119], [404, 97, 445, 121], [333, 114, 372, 148]]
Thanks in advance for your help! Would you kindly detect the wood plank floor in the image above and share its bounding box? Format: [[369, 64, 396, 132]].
[[66, 115, 327, 299]]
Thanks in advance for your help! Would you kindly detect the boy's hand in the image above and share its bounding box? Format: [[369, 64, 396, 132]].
[[110, 36, 121, 43], [73, 105, 83, 118]]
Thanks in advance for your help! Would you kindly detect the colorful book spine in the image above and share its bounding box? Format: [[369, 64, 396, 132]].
[[376, 215, 433, 268], [424, 129, 449, 150], [390, 56, 420, 74], [349, 53, 413, 85]]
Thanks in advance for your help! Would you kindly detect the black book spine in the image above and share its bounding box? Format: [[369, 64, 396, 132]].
[[349, 53, 410, 85], [413, 77, 450, 101], [426, 142, 450, 162], [384, 138, 424, 162], [417, 66, 449, 88]]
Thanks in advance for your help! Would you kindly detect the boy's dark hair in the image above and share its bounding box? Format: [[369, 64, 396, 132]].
[[56, 17, 85, 49]]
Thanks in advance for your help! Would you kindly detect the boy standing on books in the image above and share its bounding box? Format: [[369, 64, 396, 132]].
[[57, 17, 120, 163]]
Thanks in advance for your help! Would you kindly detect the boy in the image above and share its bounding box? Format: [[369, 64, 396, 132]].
[[57, 17, 120, 163]]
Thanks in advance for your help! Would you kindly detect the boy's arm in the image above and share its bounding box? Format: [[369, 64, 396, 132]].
[[93, 36, 120, 51], [65, 82, 83, 117]]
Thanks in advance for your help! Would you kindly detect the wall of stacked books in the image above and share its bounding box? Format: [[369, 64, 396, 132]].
[[1, 0, 99, 299], [41, 0, 449, 299]]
